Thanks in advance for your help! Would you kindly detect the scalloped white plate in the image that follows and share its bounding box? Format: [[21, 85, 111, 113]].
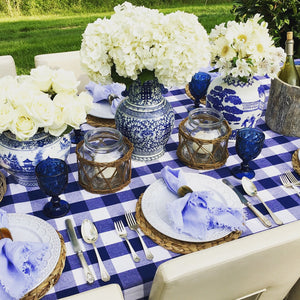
[[7, 213, 61, 297], [89, 101, 114, 119], [141, 173, 243, 242]]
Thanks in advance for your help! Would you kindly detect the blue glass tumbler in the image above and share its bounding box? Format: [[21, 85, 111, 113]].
[[231, 128, 265, 179], [35, 157, 70, 218]]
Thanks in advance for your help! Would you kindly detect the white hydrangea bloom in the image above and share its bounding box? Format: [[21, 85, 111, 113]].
[[80, 2, 210, 88]]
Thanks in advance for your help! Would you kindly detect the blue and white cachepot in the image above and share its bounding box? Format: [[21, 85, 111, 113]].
[[115, 78, 175, 161], [206, 75, 265, 140], [0, 131, 71, 186]]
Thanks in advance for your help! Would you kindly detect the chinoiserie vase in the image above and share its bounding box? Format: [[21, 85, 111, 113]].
[[206, 75, 265, 140], [0, 131, 71, 187], [115, 78, 175, 161]]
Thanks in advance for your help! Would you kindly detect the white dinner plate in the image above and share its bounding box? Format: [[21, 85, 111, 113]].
[[89, 101, 114, 119], [7, 213, 61, 297], [141, 173, 244, 243]]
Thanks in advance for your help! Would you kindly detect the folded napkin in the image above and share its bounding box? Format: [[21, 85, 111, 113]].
[[85, 82, 125, 115], [161, 166, 244, 239], [0, 209, 49, 300]]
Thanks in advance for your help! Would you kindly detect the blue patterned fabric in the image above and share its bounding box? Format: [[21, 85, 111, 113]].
[[0, 63, 300, 299]]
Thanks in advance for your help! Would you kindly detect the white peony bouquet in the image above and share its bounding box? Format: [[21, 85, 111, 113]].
[[209, 14, 286, 81], [80, 1, 211, 88], [0, 65, 93, 141]]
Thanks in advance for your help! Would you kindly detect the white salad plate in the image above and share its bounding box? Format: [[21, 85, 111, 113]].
[[89, 101, 114, 119], [141, 173, 243, 243], [7, 213, 61, 296]]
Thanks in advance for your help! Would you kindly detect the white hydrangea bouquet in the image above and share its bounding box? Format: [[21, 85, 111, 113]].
[[0, 65, 93, 141], [209, 14, 286, 81], [80, 1, 210, 88]]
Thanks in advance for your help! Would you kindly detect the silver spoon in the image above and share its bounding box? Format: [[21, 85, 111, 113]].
[[241, 177, 283, 225], [81, 219, 110, 282]]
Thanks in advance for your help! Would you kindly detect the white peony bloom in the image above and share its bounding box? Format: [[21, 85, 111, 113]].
[[11, 109, 38, 140], [78, 91, 93, 113], [30, 65, 54, 92], [63, 102, 87, 129], [0, 102, 15, 132], [52, 69, 79, 95]]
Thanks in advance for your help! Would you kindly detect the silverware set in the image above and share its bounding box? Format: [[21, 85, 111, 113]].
[[65, 211, 153, 284], [114, 210, 154, 262], [280, 170, 300, 198]]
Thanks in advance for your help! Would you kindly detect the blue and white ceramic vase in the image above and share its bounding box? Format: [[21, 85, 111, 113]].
[[115, 78, 175, 161], [0, 131, 71, 186], [206, 75, 265, 140]]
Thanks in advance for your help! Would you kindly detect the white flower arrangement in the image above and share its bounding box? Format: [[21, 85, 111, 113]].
[[80, 1, 210, 88], [209, 14, 286, 80], [0, 65, 93, 141]]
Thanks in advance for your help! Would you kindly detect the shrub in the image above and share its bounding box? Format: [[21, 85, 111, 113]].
[[231, 0, 300, 58]]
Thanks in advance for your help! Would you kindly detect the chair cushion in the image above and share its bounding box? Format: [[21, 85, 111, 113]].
[[0, 55, 17, 77]]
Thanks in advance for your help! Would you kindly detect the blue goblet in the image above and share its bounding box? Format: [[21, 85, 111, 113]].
[[187, 72, 211, 112], [231, 128, 265, 179], [35, 157, 70, 218]]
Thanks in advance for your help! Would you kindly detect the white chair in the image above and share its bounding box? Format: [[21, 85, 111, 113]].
[[60, 284, 124, 300], [149, 220, 300, 300], [0, 55, 17, 77], [34, 50, 90, 92]]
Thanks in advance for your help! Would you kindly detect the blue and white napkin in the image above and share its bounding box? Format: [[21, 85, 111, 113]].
[[85, 82, 125, 115], [0, 209, 49, 300], [161, 166, 244, 239]]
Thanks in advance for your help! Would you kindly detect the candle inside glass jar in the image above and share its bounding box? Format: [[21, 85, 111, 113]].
[[192, 130, 220, 154], [94, 152, 120, 178]]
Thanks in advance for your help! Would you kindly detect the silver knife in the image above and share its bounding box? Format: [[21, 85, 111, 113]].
[[65, 219, 95, 284], [222, 179, 272, 228]]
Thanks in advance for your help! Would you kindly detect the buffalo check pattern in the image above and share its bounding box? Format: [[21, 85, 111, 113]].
[[1, 66, 300, 300]]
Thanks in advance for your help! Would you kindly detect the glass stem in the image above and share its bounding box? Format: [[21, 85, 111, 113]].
[[51, 196, 61, 207], [241, 161, 250, 172]]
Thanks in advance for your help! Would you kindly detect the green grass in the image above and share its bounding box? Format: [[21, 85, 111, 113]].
[[0, 4, 234, 74]]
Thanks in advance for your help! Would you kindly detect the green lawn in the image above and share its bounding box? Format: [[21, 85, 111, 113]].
[[0, 4, 234, 74]]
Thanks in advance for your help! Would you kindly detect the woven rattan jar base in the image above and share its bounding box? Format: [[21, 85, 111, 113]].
[[292, 149, 300, 176], [177, 109, 231, 170], [76, 130, 134, 194]]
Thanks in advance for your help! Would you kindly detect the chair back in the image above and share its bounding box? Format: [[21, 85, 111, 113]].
[[34, 50, 90, 92], [0, 55, 17, 77], [149, 220, 300, 300]]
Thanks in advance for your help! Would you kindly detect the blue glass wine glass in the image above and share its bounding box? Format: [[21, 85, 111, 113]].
[[35, 157, 70, 218], [187, 72, 211, 112], [231, 128, 265, 179]]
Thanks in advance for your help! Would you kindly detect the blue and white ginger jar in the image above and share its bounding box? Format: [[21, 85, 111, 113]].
[[115, 78, 175, 161], [206, 75, 265, 140], [0, 131, 71, 186]]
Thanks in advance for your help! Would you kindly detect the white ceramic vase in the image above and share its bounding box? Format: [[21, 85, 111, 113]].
[[206, 75, 266, 140]]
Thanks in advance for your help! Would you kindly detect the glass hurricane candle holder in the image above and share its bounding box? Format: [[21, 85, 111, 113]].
[[76, 127, 133, 194], [177, 107, 231, 169]]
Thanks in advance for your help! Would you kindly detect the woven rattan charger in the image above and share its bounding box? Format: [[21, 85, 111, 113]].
[[135, 193, 241, 254], [0, 171, 7, 202], [21, 232, 66, 300], [86, 114, 116, 128], [292, 148, 300, 176]]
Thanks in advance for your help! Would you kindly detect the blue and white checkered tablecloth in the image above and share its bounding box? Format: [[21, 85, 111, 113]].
[[1, 74, 300, 300]]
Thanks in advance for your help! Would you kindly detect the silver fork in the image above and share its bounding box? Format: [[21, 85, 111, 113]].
[[125, 210, 154, 260], [114, 221, 140, 262], [285, 170, 300, 186], [280, 174, 300, 198]]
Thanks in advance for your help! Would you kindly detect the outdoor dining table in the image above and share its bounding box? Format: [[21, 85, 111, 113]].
[[1, 71, 300, 300]]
